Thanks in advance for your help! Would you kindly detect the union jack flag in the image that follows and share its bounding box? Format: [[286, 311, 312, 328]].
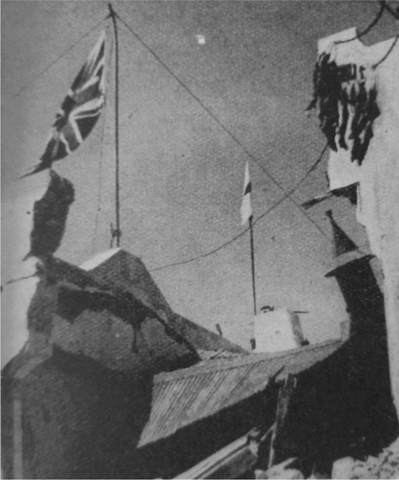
[[23, 31, 106, 177]]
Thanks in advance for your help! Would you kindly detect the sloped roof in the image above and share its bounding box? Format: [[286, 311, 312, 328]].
[[169, 314, 248, 354], [38, 252, 245, 376], [196, 349, 245, 362], [81, 248, 174, 317], [80, 248, 122, 270], [35, 256, 200, 375], [138, 339, 342, 447], [80, 249, 246, 354]]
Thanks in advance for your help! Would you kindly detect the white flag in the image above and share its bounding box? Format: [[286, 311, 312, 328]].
[[241, 162, 253, 225]]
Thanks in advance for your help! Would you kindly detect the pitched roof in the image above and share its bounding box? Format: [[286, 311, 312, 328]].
[[41, 251, 245, 376], [196, 349, 245, 362], [138, 339, 342, 446], [32, 256, 200, 376], [80, 249, 246, 354], [80, 248, 174, 317], [169, 315, 248, 354]]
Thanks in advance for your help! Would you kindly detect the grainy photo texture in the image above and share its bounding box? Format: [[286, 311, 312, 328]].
[[2, 1, 399, 478]]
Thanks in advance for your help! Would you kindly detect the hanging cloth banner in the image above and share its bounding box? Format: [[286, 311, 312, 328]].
[[310, 28, 380, 166], [301, 28, 364, 210], [241, 162, 253, 225], [23, 31, 106, 177]]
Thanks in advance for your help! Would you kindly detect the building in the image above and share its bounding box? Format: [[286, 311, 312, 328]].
[[135, 214, 398, 478], [1, 248, 245, 479], [2, 214, 397, 479], [268, 213, 398, 475], [137, 340, 342, 479]]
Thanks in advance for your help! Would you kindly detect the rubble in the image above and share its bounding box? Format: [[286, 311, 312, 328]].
[[349, 438, 399, 479], [255, 458, 304, 479], [269, 437, 399, 479]]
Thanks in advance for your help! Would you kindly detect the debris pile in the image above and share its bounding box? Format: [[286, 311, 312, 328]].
[[255, 458, 304, 479], [348, 438, 399, 479], [252, 438, 399, 479]]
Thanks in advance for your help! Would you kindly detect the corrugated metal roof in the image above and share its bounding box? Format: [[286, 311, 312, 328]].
[[139, 339, 342, 447], [197, 349, 245, 362]]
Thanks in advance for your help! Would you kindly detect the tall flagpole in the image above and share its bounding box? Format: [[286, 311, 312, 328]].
[[108, 3, 121, 247]]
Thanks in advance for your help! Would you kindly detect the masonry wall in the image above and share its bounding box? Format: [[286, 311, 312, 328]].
[[2, 348, 154, 479]]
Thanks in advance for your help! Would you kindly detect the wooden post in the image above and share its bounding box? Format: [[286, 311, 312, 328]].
[[268, 374, 296, 468]]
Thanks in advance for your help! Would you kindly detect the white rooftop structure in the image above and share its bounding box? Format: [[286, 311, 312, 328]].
[[254, 308, 306, 354]]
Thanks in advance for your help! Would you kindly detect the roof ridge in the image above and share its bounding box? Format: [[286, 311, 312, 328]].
[[154, 338, 341, 383]]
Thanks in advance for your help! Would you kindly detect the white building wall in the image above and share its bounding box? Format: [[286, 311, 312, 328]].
[[319, 30, 399, 416]]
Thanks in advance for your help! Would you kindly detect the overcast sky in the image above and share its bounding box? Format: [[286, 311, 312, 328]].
[[2, 1, 396, 350]]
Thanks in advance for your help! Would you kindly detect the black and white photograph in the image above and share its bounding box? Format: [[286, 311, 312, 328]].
[[1, 1, 399, 478]]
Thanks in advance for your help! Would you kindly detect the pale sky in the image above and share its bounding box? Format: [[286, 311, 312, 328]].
[[2, 1, 396, 353]]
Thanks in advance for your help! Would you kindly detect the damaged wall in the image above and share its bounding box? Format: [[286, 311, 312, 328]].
[[1, 348, 154, 479], [318, 28, 399, 417], [1, 261, 198, 479], [272, 334, 398, 476], [2, 248, 247, 478], [270, 220, 398, 474]]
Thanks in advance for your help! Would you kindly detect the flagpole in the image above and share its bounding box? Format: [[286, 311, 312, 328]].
[[249, 216, 257, 344], [108, 3, 121, 247]]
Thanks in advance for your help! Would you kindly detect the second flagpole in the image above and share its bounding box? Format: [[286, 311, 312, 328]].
[[249, 216, 257, 349], [249, 216, 257, 316], [241, 162, 257, 350]]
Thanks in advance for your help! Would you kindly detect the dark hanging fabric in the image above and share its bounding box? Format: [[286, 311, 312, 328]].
[[24, 170, 75, 260], [308, 51, 380, 165]]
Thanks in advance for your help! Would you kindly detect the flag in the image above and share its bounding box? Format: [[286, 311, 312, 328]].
[[241, 162, 253, 225], [23, 31, 106, 177], [24, 170, 75, 260]]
